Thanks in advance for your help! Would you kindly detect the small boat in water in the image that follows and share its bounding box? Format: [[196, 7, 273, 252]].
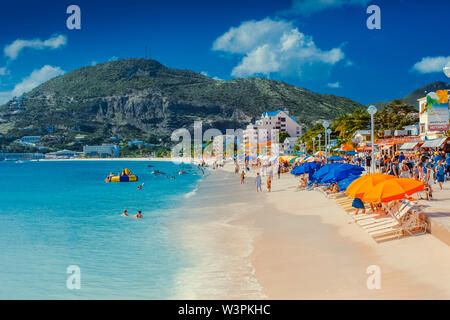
[[105, 168, 138, 182]]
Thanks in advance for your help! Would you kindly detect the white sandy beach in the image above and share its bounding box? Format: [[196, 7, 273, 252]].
[[175, 163, 450, 299]]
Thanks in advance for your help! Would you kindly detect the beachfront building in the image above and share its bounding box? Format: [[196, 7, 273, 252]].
[[45, 150, 82, 159], [242, 109, 302, 158], [83, 144, 120, 158], [243, 124, 259, 158], [256, 109, 302, 140], [352, 130, 371, 143], [0, 152, 44, 161], [283, 137, 299, 155], [213, 134, 236, 158]]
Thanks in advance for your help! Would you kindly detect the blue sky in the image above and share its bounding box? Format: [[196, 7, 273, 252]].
[[0, 0, 449, 105]]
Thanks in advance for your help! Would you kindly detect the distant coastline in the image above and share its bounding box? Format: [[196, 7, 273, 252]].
[[34, 157, 174, 162]]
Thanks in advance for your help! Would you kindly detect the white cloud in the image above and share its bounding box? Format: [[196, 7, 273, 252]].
[[200, 71, 223, 81], [4, 34, 67, 60], [282, 0, 371, 16], [212, 18, 344, 78], [412, 56, 450, 74], [0, 65, 65, 104], [327, 81, 341, 88]]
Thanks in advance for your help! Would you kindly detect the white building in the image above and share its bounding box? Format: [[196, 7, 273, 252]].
[[352, 130, 371, 143], [283, 137, 299, 155], [242, 109, 302, 157], [83, 144, 120, 157], [256, 109, 302, 140], [213, 135, 236, 157]]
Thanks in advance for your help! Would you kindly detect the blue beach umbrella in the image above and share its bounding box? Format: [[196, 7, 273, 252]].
[[314, 163, 364, 183], [312, 163, 341, 180], [337, 175, 361, 191], [434, 155, 443, 162], [321, 169, 362, 184], [327, 155, 345, 162], [345, 151, 358, 155], [291, 161, 321, 175]]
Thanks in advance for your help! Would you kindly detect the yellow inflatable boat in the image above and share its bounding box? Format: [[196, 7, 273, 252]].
[[106, 168, 138, 182]]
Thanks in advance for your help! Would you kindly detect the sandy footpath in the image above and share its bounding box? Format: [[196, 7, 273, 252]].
[[207, 163, 450, 299]]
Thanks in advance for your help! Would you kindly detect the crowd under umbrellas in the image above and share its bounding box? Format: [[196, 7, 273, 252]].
[[287, 149, 449, 238]]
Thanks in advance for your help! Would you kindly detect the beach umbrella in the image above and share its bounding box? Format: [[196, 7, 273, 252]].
[[321, 169, 361, 184], [319, 164, 365, 183], [289, 157, 299, 164], [434, 155, 443, 162], [338, 175, 361, 191], [291, 161, 321, 175], [345, 151, 358, 155], [300, 155, 312, 163], [345, 173, 395, 198], [363, 178, 424, 203], [313, 163, 364, 181], [327, 155, 345, 162]]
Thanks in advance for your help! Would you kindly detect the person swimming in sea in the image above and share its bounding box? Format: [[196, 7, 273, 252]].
[[121, 209, 128, 217], [133, 210, 143, 219], [137, 183, 144, 190]]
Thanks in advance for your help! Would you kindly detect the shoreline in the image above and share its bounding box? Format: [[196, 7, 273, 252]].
[[178, 163, 450, 299], [34, 157, 174, 162]]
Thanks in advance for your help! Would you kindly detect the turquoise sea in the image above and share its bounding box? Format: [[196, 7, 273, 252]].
[[0, 160, 203, 299]]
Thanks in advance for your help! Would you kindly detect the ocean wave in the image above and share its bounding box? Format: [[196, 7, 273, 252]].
[[184, 187, 198, 198]]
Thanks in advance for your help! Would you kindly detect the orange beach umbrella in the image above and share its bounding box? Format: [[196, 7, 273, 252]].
[[362, 178, 424, 203], [346, 173, 395, 198]]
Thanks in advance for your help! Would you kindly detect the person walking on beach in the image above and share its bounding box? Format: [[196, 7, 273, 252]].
[[266, 175, 272, 192], [235, 162, 240, 175], [277, 164, 281, 179], [240, 171, 245, 184], [435, 160, 445, 190], [256, 173, 262, 192]]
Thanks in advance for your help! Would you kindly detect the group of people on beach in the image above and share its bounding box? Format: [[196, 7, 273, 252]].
[[235, 160, 274, 192]]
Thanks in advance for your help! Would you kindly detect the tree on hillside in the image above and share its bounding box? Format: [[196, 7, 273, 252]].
[[374, 99, 418, 133]]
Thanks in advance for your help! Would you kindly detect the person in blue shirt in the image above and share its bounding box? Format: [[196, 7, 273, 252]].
[[398, 152, 405, 164], [389, 158, 399, 177], [446, 153, 450, 178], [435, 160, 445, 190]]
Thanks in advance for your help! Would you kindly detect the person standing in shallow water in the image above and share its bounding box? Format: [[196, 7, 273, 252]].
[[256, 172, 262, 192]]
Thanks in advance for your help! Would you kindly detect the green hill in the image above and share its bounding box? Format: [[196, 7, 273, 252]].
[[0, 58, 364, 150]]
